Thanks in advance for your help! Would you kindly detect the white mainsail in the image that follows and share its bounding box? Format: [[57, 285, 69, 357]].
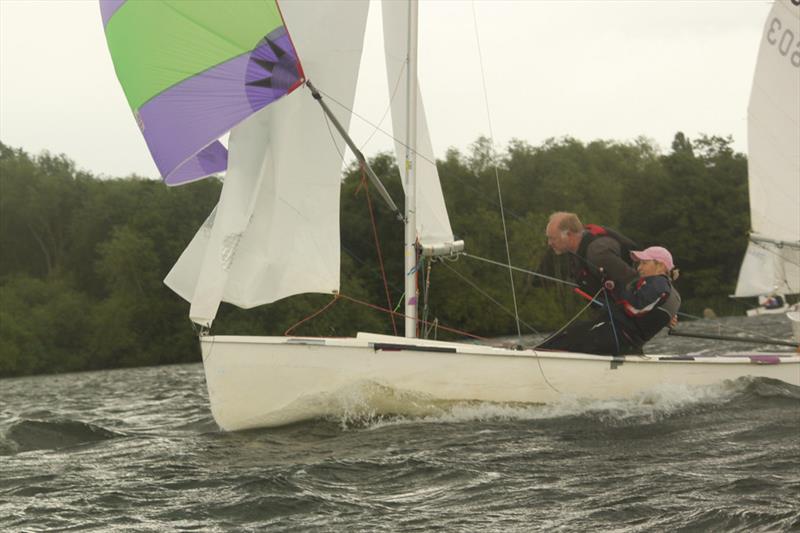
[[734, 0, 800, 298], [381, 0, 457, 250], [165, 1, 370, 326]]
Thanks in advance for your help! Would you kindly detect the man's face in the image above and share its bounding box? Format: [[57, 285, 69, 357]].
[[546, 223, 571, 255]]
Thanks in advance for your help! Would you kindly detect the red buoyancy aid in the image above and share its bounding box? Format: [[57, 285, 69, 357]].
[[573, 225, 640, 294]]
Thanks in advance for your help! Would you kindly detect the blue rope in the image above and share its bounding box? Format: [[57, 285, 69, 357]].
[[602, 286, 621, 355]]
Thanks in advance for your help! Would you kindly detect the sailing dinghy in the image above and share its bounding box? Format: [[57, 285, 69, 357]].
[[101, 0, 800, 431], [733, 0, 800, 317]]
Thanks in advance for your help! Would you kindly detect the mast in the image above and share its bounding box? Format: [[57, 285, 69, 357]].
[[404, 0, 419, 338]]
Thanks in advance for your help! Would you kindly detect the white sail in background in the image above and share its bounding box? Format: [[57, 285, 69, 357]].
[[165, 1, 370, 326], [735, 0, 800, 298], [381, 0, 457, 249]]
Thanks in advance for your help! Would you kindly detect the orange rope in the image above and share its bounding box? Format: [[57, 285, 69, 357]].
[[337, 293, 488, 341], [282, 291, 487, 341], [284, 294, 341, 336], [358, 166, 398, 335]]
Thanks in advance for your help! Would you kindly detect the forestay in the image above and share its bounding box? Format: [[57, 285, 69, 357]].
[[735, 0, 800, 298], [164, 1, 370, 326]]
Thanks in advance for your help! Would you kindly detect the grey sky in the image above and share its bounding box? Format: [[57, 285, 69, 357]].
[[0, 0, 771, 180]]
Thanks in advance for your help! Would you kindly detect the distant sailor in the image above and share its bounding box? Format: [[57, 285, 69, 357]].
[[545, 211, 638, 296], [538, 246, 681, 356]]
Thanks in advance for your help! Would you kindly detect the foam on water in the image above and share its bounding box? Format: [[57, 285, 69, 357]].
[[309, 376, 789, 431]]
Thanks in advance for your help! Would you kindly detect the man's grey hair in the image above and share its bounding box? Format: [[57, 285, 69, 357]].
[[548, 212, 583, 234]]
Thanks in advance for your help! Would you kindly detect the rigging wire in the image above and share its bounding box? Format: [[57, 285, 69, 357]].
[[470, 0, 522, 339], [358, 168, 398, 335], [527, 290, 606, 396], [536, 288, 604, 347], [310, 20, 793, 351], [463, 252, 579, 287], [748, 238, 800, 295], [359, 62, 407, 151], [338, 293, 488, 340], [281, 291, 489, 341], [312, 76, 532, 225], [342, 244, 404, 293], [320, 105, 346, 162], [439, 260, 540, 334], [750, 238, 800, 267], [312, 84, 438, 168]]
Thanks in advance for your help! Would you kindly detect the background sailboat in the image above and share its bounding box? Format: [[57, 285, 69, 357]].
[[733, 0, 800, 317], [101, 0, 800, 431]]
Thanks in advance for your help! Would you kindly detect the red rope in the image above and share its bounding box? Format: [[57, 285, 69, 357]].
[[284, 294, 341, 336], [358, 166, 398, 335], [284, 167, 481, 341]]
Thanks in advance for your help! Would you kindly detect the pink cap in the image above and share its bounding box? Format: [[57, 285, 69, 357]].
[[630, 246, 674, 271]]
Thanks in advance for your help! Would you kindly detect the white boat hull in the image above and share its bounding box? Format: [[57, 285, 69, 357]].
[[199, 333, 800, 431]]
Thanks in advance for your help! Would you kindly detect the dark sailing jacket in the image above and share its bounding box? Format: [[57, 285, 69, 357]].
[[570, 224, 639, 295], [613, 274, 681, 343]]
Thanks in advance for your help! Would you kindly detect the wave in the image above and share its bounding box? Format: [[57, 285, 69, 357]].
[[286, 376, 799, 430], [1, 419, 122, 454]]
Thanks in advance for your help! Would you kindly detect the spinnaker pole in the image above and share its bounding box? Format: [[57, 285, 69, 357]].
[[306, 80, 403, 221]]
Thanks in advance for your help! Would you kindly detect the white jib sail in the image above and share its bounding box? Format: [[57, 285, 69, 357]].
[[735, 0, 800, 298], [381, 0, 457, 250], [165, 1, 370, 326]]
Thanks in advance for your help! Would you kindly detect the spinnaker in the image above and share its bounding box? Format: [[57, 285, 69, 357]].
[[99, 0, 303, 185]]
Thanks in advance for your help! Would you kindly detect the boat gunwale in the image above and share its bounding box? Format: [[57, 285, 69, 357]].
[[199, 334, 800, 365]]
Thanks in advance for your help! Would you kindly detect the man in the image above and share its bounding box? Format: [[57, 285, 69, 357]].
[[545, 211, 638, 296]]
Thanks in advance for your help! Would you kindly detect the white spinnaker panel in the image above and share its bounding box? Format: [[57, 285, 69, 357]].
[[165, 1, 370, 326], [381, 0, 455, 248], [735, 0, 800, 297]]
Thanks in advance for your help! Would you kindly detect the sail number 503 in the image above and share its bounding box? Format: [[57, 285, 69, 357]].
[[767, 16, 800, 67]]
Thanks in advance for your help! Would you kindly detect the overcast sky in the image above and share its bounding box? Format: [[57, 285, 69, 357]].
[[0, 0, 772, 180]]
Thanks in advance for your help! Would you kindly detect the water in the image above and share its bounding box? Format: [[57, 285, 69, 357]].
[[2, 314, 799, 532]]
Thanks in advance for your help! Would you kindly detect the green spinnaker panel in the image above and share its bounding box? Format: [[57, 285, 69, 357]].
[[105, 0, 283, 111], [100, 0, 303, 185]]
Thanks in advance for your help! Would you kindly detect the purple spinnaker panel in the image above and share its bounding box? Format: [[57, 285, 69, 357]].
[[133, 28, 300, 185], [99, 0, 126, 27], [749, 355, 781, 365], [166, 142, 228, 186]]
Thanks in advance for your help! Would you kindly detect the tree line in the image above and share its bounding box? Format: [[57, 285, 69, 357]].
[[0, 133, 753, 377]]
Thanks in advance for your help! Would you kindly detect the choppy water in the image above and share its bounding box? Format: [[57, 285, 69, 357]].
[[2, 314, 799, 532]]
